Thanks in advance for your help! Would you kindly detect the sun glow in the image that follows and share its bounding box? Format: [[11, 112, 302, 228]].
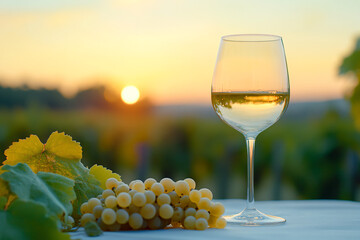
[[121, 85, 140, 104]]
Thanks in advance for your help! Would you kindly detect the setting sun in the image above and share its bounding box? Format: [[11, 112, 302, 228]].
[[121, 85, 140, 104]]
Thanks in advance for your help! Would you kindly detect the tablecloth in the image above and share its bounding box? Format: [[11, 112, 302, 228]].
[[70, 199, 360, 240]]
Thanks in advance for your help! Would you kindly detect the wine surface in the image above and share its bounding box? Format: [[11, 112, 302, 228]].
[[211, 92, 289, 137]]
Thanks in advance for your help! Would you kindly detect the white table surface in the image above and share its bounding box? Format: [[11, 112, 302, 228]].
[[70, 199, 360, 240]]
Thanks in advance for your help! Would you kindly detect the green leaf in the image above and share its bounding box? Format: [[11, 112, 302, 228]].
[[339, 38, 360, 76], [0, 196, 7, 210], [0, 163, 76, 218], [0, 199, 70, 240], [72, 166, 103, 220], [1, 132, 103, 220], [84, 221, 103, 237]]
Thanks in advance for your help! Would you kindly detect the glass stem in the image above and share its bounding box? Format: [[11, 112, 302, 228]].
[[246, 136, 256, 210]]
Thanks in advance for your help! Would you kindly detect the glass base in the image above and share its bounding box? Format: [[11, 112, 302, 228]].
[[225, 208, 286, 226]]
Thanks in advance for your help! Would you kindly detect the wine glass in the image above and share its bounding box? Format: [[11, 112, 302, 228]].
[[211, 34, 290, 225]]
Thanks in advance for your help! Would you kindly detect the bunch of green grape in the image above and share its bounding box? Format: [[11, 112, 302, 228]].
[[80, 177, 227, 231]]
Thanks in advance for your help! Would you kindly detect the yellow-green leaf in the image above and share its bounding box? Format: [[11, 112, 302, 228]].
[[4, 135, 43, 166], [45, 131, 82, 160], [89, 164, 121, 189], [3, 132, 81, 177]]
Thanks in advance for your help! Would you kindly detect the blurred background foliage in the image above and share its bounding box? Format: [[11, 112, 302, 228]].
[[340, 38, 360, 131], [0, 37, 360, 201]]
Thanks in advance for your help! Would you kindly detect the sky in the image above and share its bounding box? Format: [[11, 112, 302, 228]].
[[0, 0, 360, 105]]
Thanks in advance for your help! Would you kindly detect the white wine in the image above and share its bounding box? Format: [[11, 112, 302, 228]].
[[211, 92, 289, 136]]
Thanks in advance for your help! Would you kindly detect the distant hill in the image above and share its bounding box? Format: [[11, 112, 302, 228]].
[[0, 85, 112, 109], [283, 99, 350, 120], [0, 85, 350, 120], [0, 85, 151, 112]]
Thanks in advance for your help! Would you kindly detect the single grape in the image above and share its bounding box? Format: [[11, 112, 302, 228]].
[[133, 192, 146, 207], [116, 209, 129, 224], [168, 191, 180, 206], [93, 205, 104, 219], [185, 207, 196, 217], [210, 202, 225, 217], [130, 190, 139, 198], [80, 213, 95, 226], [117, 192, 132, 208], [199, 188, 213, 200], [129, 180, 141, 189], [80, 202, 89, 214], [129, 213, 143, 230], [66, 216, 74, 226], [106, 178, 120, 190], [175, 181, 190, 196], [87, 198, 101, 213], [148, 216, 162, 230], [183, 216, 196, 230], [189, 190, 201, 203], [195, 218, 208, 230], [97, 194, 102, 199], [195, 209, 210, 220], [179, 195, 190, 208], [144, 190, 156, 204], [102, 208, 116, 225], [105, 195, 117, 208], [208, 215, 218, 228], [184, 178, 196, 190], [132, 181, 145, 193], [160, 178, 175, 193], [144, 178, 157, 190], [151, 183, 165, 196], [102, 189, 115, 199], [159, 204, 174, 219], [198, 198, 211, 211], [115, 184, 129, 195], [216, 217, 227, 229], [172, 207, 184, 222], [140, 204, 156, 219], [157, 193, 171, 206]]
